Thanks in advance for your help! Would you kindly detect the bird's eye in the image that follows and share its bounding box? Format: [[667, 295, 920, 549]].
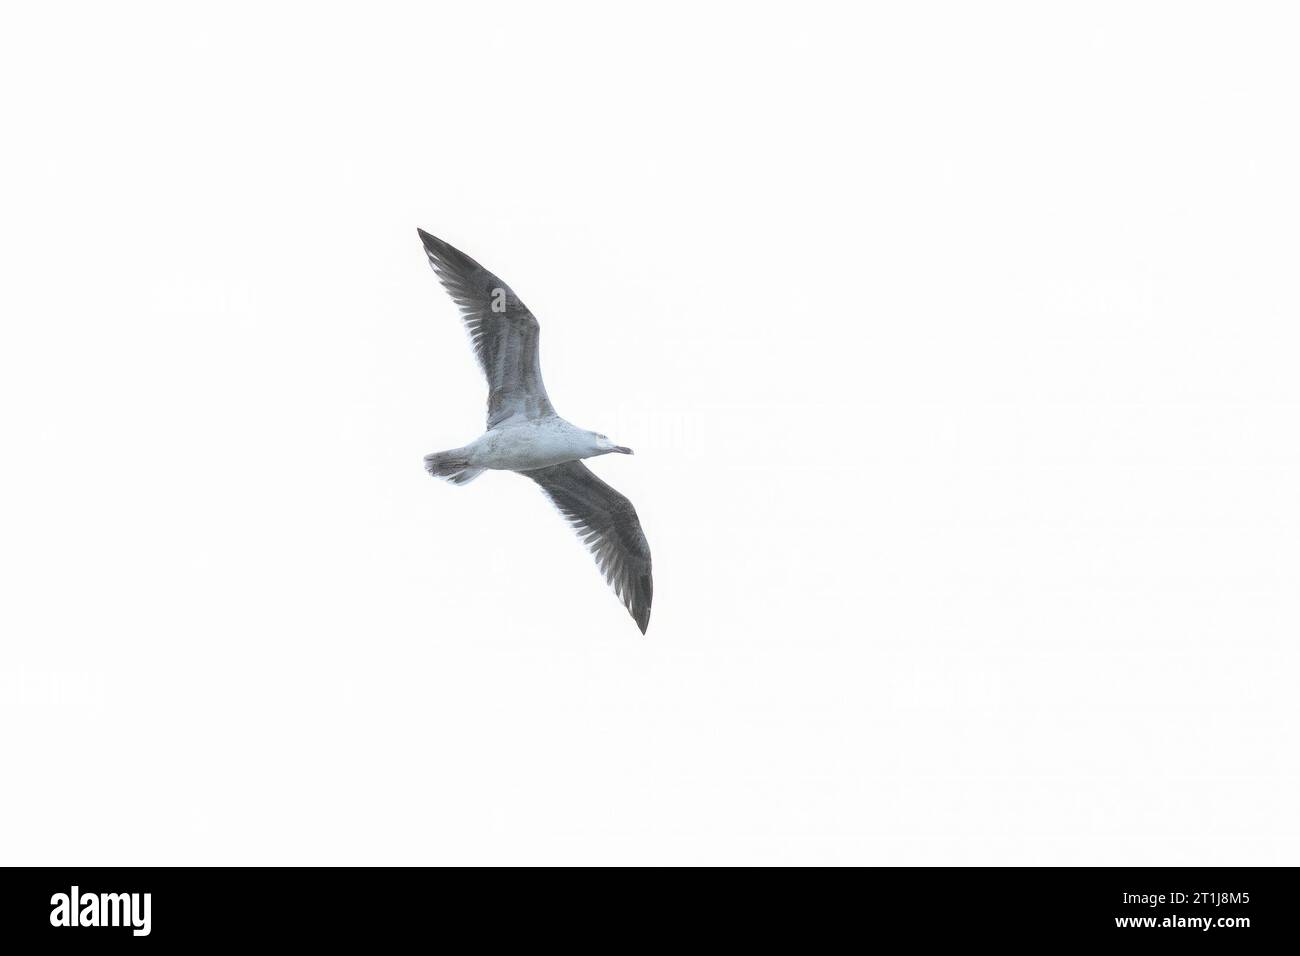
[[597, 433, 607, 439]]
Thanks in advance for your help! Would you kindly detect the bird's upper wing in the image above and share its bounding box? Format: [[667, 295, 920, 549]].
[[525, 461, 653, 633], [418, 229, 555, 427]]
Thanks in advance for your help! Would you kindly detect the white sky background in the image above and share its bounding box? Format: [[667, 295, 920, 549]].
[[2, 2, 1298, 865]]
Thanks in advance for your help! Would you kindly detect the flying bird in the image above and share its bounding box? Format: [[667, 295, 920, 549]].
[[417, 229, 653, 633]]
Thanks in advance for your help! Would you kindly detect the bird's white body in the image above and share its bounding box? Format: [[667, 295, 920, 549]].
[[468, 416, 602, 472]]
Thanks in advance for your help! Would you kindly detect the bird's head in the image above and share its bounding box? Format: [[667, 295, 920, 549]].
[[590, 431, 633, 456]]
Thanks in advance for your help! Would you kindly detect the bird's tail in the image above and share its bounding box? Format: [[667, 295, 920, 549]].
[[423, 449, 484, 485]]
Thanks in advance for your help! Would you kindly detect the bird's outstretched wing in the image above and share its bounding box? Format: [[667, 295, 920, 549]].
[[418, 229, 555, 427], [525, 461, 653, 633]]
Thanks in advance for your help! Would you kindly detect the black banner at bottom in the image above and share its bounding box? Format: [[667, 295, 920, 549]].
[[0, 866, 1293, 945]]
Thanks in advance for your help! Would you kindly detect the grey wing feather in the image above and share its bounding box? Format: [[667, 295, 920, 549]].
[[418, 229, 555, 427], [525, 461, 653, 634]]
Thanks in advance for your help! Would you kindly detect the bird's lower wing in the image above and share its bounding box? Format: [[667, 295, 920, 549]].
[[524, 461, 653, 633], [418, 229, 555, 427]]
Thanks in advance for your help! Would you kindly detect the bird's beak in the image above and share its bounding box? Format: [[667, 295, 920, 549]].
[[614, 446, 634, 455]]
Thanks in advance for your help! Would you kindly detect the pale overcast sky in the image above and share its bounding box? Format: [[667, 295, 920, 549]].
[[2, 2, 1297, 864]]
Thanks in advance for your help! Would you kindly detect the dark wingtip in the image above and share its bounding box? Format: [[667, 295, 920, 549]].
[[416, 228, 481, 273], [635, 574, 652, 634]]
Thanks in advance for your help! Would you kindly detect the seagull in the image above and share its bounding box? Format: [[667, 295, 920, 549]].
[[417, 229, 653, 633]]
